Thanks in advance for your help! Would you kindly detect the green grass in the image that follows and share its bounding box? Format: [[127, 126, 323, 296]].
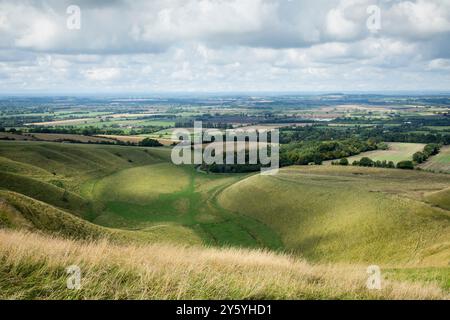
[[424, 188, 450, 211], [89, 163, 282, 249], [385, 267, 450, 291], [0, 140, 282, 250], [218, 166, 450, 266]]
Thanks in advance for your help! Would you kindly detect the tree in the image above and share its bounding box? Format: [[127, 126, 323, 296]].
[[139, 138, 163, 147], [359, 157, 374, 167], [413, 151, 426, 164], [423, 143, 440, 157], [397, 160, 414, 170], [387, 161, 395, 168], [339, 158, 349, 166]]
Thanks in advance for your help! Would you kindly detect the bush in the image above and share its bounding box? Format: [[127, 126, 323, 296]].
[[339, 158, 349, 166], [359, 157, 374, 167], [139, 138, 163, 147], [413, 151, 426, 164], [397, 160, 414, 170]]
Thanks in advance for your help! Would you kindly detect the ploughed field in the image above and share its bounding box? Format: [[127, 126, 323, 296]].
[[0, 140, 449, 299]]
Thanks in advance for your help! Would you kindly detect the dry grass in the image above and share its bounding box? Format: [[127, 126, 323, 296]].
[[0, 229, 447, 300]]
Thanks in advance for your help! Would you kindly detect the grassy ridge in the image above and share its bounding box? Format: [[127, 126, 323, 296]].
[[0, 229, 447, 300]]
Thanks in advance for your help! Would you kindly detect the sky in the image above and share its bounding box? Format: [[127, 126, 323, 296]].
[[1, 0, 450, 94]]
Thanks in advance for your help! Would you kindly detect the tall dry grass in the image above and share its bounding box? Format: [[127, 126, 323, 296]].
[[0, 229, 447, 300]]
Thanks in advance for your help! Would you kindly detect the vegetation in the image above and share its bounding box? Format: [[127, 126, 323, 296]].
[[280, 138, 377, 166], [218, 166, 450, 265], [0, 229, 447, 300], [396, 160, 415, 170], [0, 93, 449, 300], [138, 138, 163, 147], [413, 144, 441, 164]]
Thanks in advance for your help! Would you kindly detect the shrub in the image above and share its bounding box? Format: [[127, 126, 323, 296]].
[[397, 160, 414, 170], [359, 157, 374, 167], [413, 151, 426, 164], [139, 138, 163, 147]]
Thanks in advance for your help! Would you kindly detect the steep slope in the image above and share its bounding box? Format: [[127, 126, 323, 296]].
[[0, 190, 202, 245], [218, 166, 450, 266]]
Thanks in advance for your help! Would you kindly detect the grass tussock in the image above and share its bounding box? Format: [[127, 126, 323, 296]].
[[0, 229, 447, 300]]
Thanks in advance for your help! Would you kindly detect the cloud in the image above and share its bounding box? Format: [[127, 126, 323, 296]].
[[0, 0, 449, 92], [82, 67, 121, 81]]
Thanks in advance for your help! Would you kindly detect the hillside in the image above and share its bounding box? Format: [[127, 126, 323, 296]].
[[0, 140, 449, 298], [0, 229, 447, 300], [219, 166, 450, 266]]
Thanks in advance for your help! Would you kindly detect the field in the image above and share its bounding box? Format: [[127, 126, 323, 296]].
[[1, 132, 117, 143], [419, 146, 450, 173], [96, 134, 177, 146], [344, 143, 425, 164]]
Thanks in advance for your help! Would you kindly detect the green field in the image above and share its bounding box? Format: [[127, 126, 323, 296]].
[[0, 140, 449, 298], [345, 142, 425, 164]]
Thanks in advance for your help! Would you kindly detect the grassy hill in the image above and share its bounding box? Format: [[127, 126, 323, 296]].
[[219, 166, 450, 266], [0, 140, 449, 298], [0, 229, 447, 300], [0, 141, 281, 249]]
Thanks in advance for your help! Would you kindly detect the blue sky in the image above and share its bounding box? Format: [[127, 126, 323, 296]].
[[1, 0, 450, 93]]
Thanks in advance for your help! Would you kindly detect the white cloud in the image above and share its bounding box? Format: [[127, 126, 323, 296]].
[[0, 0, 449, 92], [82, 68, 121, 81], [428, 58, 450, 70]]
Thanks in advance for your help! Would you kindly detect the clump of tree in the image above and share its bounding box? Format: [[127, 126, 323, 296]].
[[351, 157, 395, 169], [413, 143, 441, 164], [139, 138, 163, 147], [280, 138, 377, 166]]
